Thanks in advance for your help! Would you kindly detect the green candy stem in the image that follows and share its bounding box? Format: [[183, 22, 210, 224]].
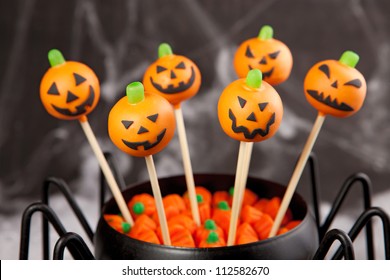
[[229, 187, 234, 196], [217, 201, 230, 211], [204, 219, 217, 230], [48, 49, 66, 67], [126, 82, 145, 104], [207, 231, 219, 244], [158, 43, 173, 58], [246, 69, 263, 89], [258, 25, 274, 40], [339, 51, 360, 68]]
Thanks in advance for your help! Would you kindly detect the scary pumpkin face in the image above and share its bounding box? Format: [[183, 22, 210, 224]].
[[143, 43, 201, 108], [304, 51, 367, 118], [108, 82, 175, 157], [233, 25, 292, 86], [40, 49, 100, 121], [218, 69, 283, 142]]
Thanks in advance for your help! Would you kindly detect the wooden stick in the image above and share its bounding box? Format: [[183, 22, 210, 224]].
[[268, 113, 326, 237], [238, 142, 254, 209], [174, 108, 201, 226], [145, 155, 171, 245], [79, 119, 134, 225], [227, 141, 249, 245]]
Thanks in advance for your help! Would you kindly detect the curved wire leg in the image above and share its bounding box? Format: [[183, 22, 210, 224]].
[[333, 207, 390, 260], [53, 232, 95, 260], [42, 177, 94, 259], [319, 173, 374, 259], [19, 202, 82, 260], [313, 229, 355, 260]]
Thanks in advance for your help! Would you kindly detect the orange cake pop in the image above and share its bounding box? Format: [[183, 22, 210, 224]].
[[143, 43, 202, 226], [40, 49, 100, 121], [40, 49, 133, 225], [108, 82, 176, 245], [143, 43, 201, 109], [304, 51, 367, 118], [269, 51, 367, 238], [234, 25, 293, 85], [218, 69, 283, 245], [108, 82, 175, 157], [218, 69, 283, 142]]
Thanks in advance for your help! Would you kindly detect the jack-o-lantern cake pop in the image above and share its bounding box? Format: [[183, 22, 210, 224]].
[[39, 49, 133, 225], [304, 51, 367, 118], [234, 25, 293, 85], [218, 69, 283, 142], [108, 82, 175, 157], [269, 51, 367, 238], [143, 43, 202, 226], [218, 69, 283, 245], [40, 49, 100, 121], [143, 43, 201, 108], [108, 82, 176, 245]]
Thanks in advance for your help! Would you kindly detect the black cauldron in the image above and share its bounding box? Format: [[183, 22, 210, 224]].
[[94, 174, 318, 259]]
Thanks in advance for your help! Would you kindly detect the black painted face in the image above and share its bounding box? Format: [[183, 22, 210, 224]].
[[228, 95, 276, 140], [245, 45, 281, 79], [120, 113, 167, 151], [149, 62, 196, 94], [306, 64, 363, 112], [122, 129, 167, 151], [48, 73, 96, 116]]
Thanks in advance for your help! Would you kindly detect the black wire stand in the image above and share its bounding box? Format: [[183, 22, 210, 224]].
[[18, 152, 390, 260]]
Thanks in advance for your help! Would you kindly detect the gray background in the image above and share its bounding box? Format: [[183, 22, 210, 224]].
[[1, 0, 389, 259]]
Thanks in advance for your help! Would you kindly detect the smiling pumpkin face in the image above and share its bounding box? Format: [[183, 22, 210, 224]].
[[143, 43, 201, 108], [40, 50, 100, 121], [304, 51, 367, 118], [234, 26, 292, 86], [218, 69, 283, 142], [108, 82, 175, 157]]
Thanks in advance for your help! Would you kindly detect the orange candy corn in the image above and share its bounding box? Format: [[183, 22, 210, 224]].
[[104, 214, 131, 234], [198, 231, 226, 248], [128, 193, 156, 218], [236, 222, 259, 245], [194, 219, 225, 246]]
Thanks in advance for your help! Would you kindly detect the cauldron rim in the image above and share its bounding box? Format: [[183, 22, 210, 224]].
[[98, 173, 313, 252]]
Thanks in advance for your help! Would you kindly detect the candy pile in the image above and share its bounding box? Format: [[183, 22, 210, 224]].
[[104, 186, 301, 248]]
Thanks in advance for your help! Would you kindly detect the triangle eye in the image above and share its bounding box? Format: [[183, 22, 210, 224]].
[[157, 66, 167, 73], [238, 96, 247, 108], [344, 79, 362, 88], [175, 62, 186, 69], [318, 64, 330, 79], [121, 120, 133, 129], [147, 114, 159, 123], [259, 102, 268, 111], [73, 73, 86, 86], [268, 50, 280, 59], [48, 82, 60, 95], [245, 46, 254, 58]]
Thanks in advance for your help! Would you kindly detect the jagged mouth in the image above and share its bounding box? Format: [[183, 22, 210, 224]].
[[150, 67, 196, 94], [52, 86, 95, 116], [229, 109, 275, 139], [306, 89, 354, 111], [248, 65, 274, 79], [122, 129, 167, 151]]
